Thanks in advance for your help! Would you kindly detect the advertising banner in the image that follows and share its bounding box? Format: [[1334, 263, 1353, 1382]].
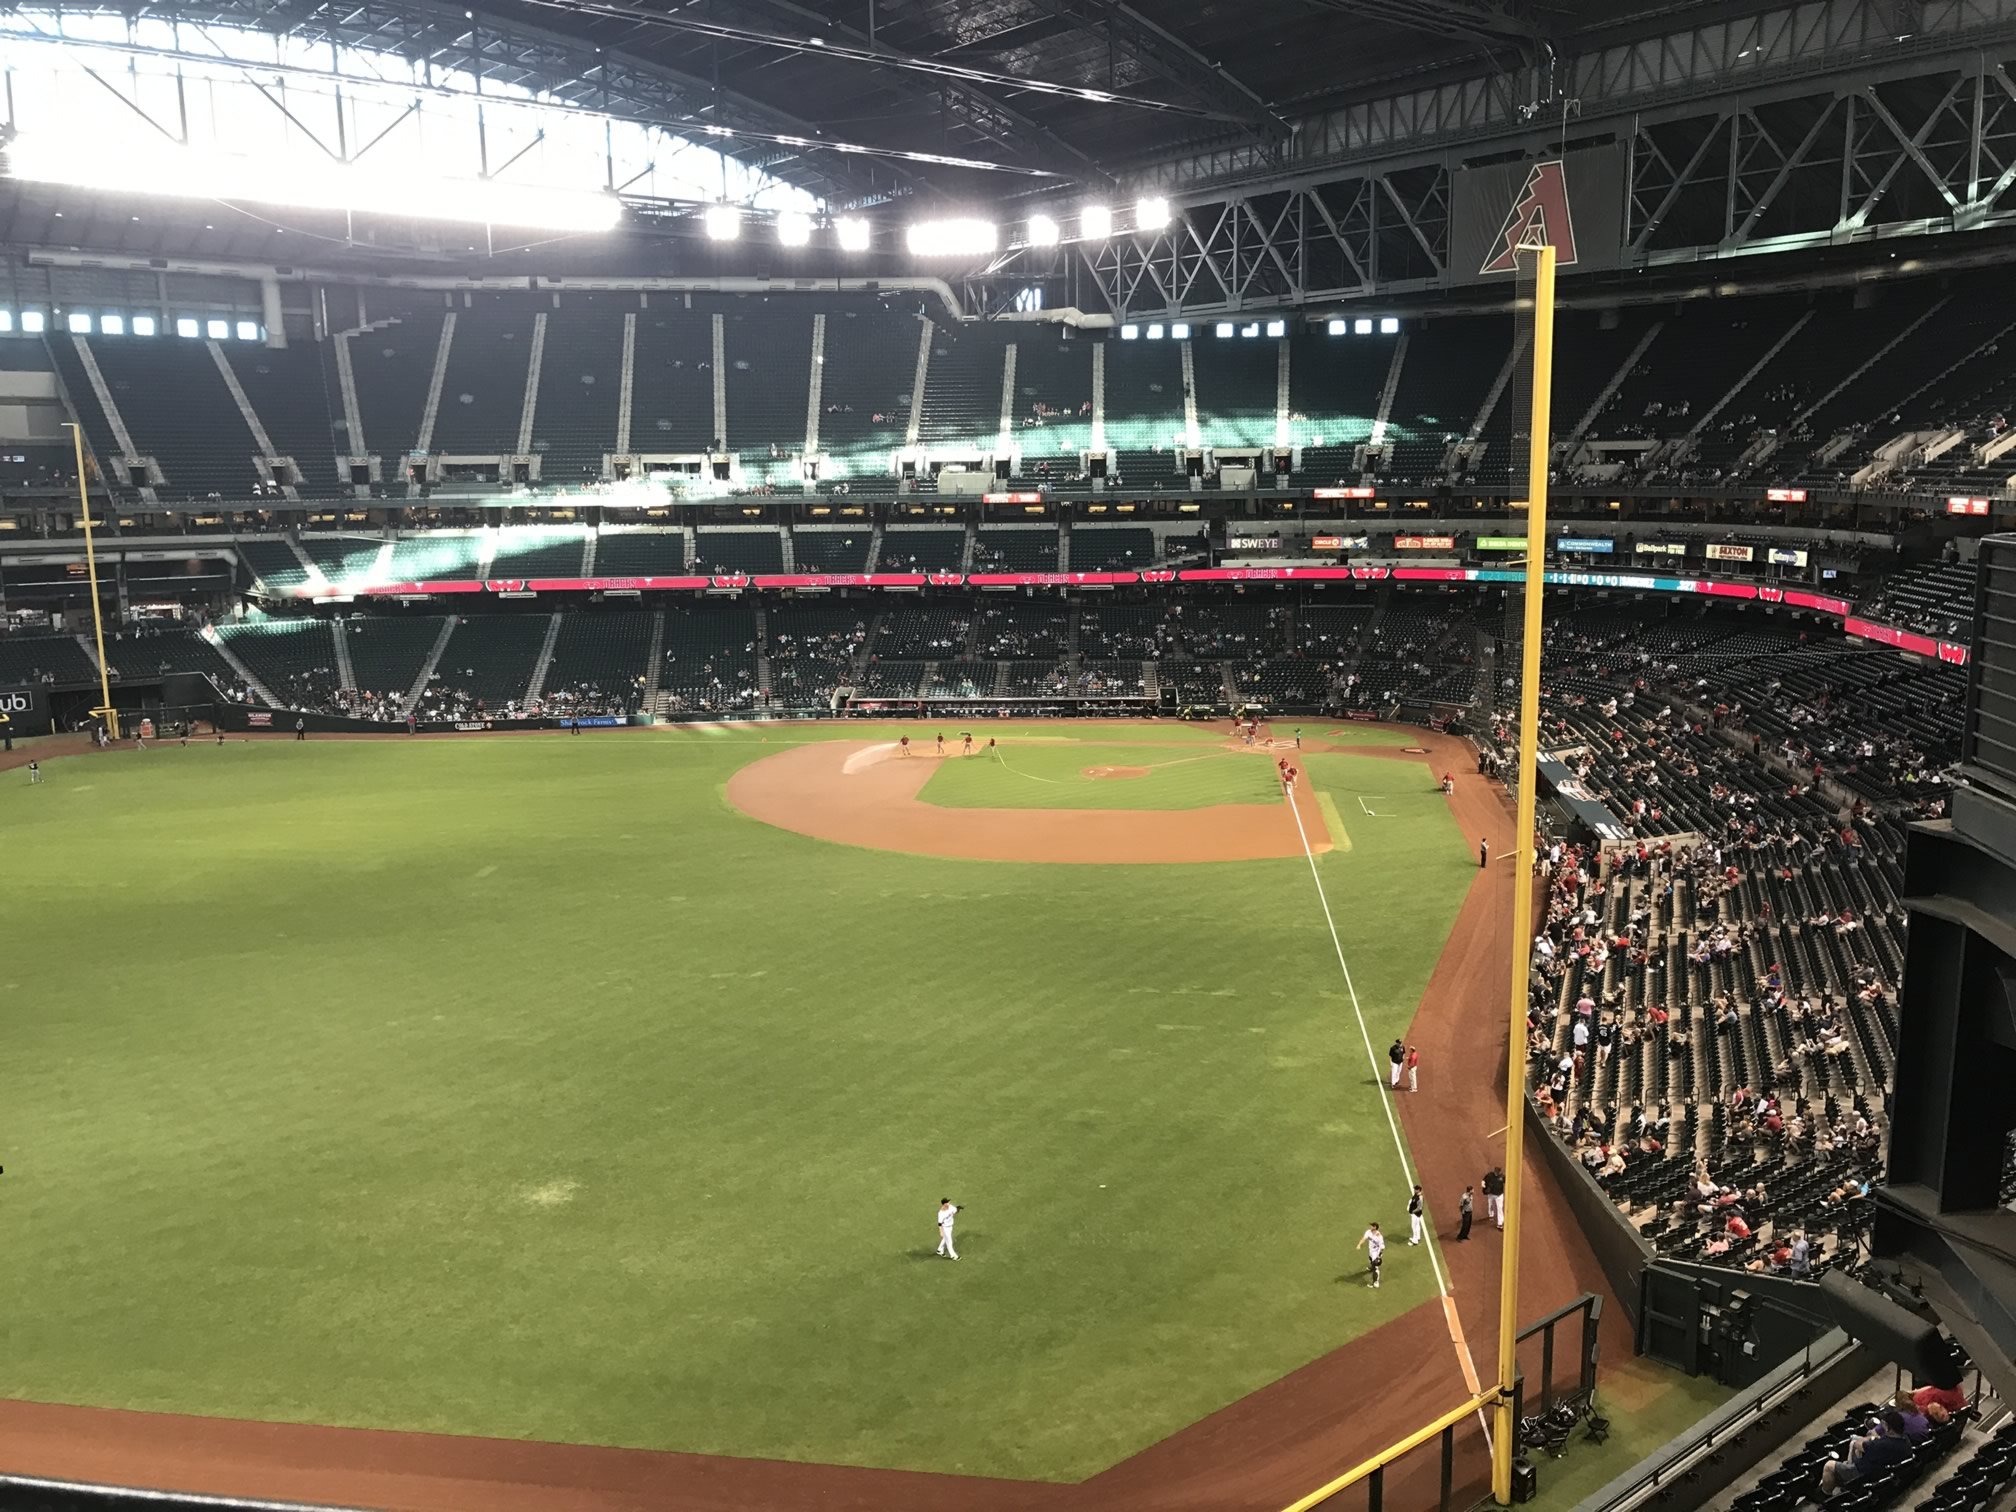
[[1451, 145, 1626, 283], [1312, 486, 1376, 499], [1765, 487, 1808, 503], [1766, 547, 1808, 567], [1557, 537, 1615, 553], [1634, 542, 1687, 557], [1705, 544, 1755, 563], [0, 684, 46, 724], [1311, 535, 1371, 551], [1477, 536, 1529, 551], [1396, 534, 1457, 550]]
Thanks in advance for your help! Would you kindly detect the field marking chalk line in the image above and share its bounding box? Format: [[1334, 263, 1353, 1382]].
[[1283, 784, 1493, 1454]]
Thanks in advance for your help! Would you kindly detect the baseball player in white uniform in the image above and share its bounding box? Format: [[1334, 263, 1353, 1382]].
[[1356, 1221, 1385, 1287], [935, 1198, 960, 1260]]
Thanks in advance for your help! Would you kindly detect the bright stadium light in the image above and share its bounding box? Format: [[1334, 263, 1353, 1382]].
[[1135, 196, 1169, 230], [1240, 322, 1260, 337], [3, 133, 622, 232], [131, 314, 156, 336], [703, 204, 742, 241], [1080, 203, 1112, 240], [175, 317, 200, 338], [1265, 319, 1286, 337], [1215, 321, 1235, 338], [835, 216, 872, 251], [19, 310, 46, 334], [1328, 318, 1348, 334], [1120, 323, 1140, 340], [1354, 317, 1374, 335], [66, 312, 91, 334], [1027, 213, 1060, 247], [1146, 323, 1164, 339], [1170, 322, 1191, 339], [775, 210, 812, 247], [1380, 316, 1401, 334], [101, 314, 126, 336], [907, 218, 997, 256]]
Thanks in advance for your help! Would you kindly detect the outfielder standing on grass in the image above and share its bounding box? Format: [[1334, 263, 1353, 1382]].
[[935, 1198, 961, 1260], [1408, 1185, 1426, 1245], [1357, 1221, 1385, 1288]]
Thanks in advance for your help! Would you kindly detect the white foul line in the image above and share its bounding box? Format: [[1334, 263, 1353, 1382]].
[[1283, 784, 1493, 1452]]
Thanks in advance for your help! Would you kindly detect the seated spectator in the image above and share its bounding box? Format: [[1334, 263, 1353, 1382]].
[[1913, 1381, 1968, 1415], [1819, 1409, 1914, 1497]]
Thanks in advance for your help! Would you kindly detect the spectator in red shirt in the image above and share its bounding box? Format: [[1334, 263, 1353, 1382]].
[[1725, 1213, 1752, 1241], [1913, 1382, 1968, 1415]]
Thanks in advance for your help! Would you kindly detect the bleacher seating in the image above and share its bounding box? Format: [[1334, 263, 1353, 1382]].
[[385, 534, 486, 583], [343, 616, 443, 717], [630, 307, 715, 453], [818, 300, 921, 476], [216, 620, 341, 711], [766, 600, 867, 708], [724, 299, 814, 485], [349, 311, 445, 474], [1382, 316, 1513, 484], [432, 304, 535, 456], [0, 631, 102, 685], [1104, 337, 1184, 483], [82, 337, 260, 499], [919, 325, 1008, 453], [298, 536, 383, 591], [237, 539, 310, 594], [1193, 335, 1276, 450], [422, 614, 547, 715], [694, 529, 783, 575], [792, 529, 872, 572], [1289, 328, 1397, 482], [659, 599, 758, 713], [1071, 526, 1156, 571], [971, 526, 1058, 573], [541, 609, 653, 715], [226, 344, 341, 496], [596, 530, 688, 576], [532, 301, 625, 485], [489, 530, 586, 580], [1009, 330, 1093, 466], [879, 528, 965, 571], [106, 626, 240, 686]]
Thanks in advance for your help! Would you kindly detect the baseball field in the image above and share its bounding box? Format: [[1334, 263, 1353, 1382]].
[[4, 721, 1483, 1490]]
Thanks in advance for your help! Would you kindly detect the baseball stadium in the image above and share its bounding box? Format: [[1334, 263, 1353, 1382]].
[[3, 2, 2016, 1510]]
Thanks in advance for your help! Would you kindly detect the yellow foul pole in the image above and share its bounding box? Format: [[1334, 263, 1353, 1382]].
[[67, 421, 119, 739], [1490, 240, 1555, 1503]]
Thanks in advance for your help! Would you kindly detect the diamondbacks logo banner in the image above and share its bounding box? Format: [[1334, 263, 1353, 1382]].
[[1451, 144, 1624, 283]]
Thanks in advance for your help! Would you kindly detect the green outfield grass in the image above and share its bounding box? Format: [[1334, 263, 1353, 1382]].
[[3, 724, 1476, 1480]]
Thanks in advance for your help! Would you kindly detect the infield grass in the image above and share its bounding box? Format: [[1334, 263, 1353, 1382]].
[[3, 724, 1475, 1480]]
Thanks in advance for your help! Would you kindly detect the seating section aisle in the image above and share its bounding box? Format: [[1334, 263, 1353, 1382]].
[[1104, 337, 1185, 482], [1194, 336, 1277, 449], [920, 325, 1008, 454]]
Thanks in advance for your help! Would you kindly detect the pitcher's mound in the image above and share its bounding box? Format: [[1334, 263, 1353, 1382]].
[[1084, 765, 1149, 780]]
